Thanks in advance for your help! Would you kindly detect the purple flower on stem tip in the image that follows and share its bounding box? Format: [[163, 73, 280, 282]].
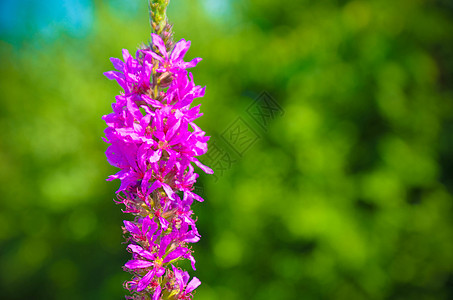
[[103, 5, 211, 299], [145, 34, 202, 73]]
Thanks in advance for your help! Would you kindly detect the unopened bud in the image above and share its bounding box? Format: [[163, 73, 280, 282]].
[[159, 72, 173, 87]]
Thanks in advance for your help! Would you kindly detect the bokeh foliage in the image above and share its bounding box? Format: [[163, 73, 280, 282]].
[[1, 0, 453, 299]]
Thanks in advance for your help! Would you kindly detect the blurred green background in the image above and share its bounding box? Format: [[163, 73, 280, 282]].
[[1, 0, 453, 299]]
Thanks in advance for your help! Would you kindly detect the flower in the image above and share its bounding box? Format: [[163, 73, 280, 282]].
[[145, 34, 202, 74], [125, 234, 189, 292], [172, 265, 201, 299], [103, 8, 211, 298]]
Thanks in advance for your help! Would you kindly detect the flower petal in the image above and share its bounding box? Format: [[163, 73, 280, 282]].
[[155, 266, 166, 277], [142, 94, 163, 108], [158, 235, 172, 258], [151, 33, 167, 58], [123, 220, 140, 236], [110, 57, 124, 71], [163, 246, 188, 263], [166, 119, 181, 141], [182, 57, 202, 69], [122, 48, 131, 61], [104, 70, 124, 81], [185, 277, 201, 294], [152, 284, 162, 300], [172, 265, 187, 293], [124, 259, 153, 270], [128, 244, 154, 260], [147, 180, 162, 197], [194, 159, 214, 174], [137, 269, 155, 292], [159, 216, 169, 231], [162, 183, 176, 200], [149, 149, 162, 163], [170, 39, 190, 62]]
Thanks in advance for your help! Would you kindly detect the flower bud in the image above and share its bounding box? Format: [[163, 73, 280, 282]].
[[158, 71, 173, 87]]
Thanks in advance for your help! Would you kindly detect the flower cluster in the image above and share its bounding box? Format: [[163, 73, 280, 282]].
[[103, 33, 212, 299]]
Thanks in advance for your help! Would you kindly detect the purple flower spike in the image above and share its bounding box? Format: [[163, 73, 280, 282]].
[[103, 2, 211, 299]]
